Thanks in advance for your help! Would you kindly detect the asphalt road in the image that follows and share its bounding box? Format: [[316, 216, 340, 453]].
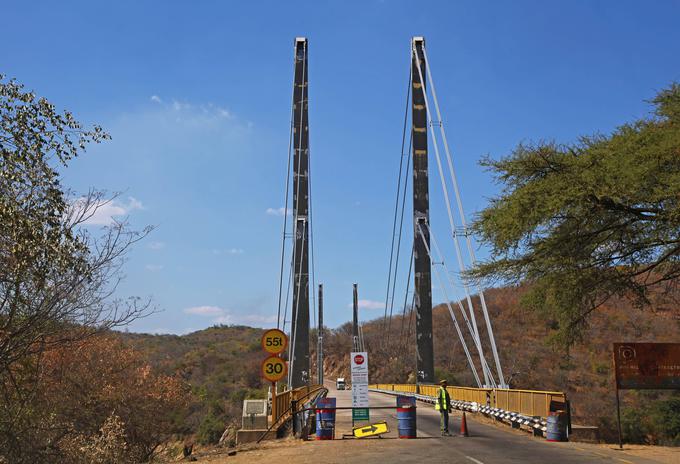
[[321, 381, 662, 464]]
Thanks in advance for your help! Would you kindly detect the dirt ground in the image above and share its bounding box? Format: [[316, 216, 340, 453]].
[[171, 437, 679, 464]]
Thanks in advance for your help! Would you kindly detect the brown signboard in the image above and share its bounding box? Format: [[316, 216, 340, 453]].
[[613, 343, 680, 390]]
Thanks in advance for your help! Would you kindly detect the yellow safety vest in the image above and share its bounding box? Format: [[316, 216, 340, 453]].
[[434, 387, 449, 411]]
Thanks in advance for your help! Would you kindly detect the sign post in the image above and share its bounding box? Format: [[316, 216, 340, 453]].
[[613, 342, 680, 449], [351, 351, 369, 424], [261, 328, 288, 422]]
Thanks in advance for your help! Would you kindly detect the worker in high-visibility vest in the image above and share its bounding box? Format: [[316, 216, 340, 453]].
[[435, 379, 452, 436]]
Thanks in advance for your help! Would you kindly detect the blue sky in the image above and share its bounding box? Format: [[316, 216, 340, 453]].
[[4, 1, 680, 334]]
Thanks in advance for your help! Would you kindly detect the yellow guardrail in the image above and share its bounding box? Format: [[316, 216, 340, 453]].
[[494, 388, 566, 418], [369, 383, 566, 419], [273, 384, 325, 423]]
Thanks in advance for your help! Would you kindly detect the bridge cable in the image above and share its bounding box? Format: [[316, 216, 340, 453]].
[[387, 130, 412, 338], [281, 252, 294, 333], [383, 65, 413, 337], [398, 243, 414, 345], [413, 46, 491, 387], [417, 223, 483, 387], [308, 130, 317, 332], [404, 291, 416, 358], [275, 55, 298, 330], [425, 222, 498, 388], [422, 45, 506, 387], [288, 219, 307, 386]]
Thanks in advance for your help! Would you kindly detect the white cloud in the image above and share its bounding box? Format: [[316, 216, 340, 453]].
[[266, 207, 291, 217], [149, 327, 195, 335], [347, 299, 385, 310], [148, 241, 165, 250], [160, 98, 234, 122], [183, 304, 276, 328], [184, 305, 225, 316], [212, 248, 244, 255], [213, 314, 233, 324], [214, 313, 276, 326], [145, 264, 163, 272], [74, 196, 144, 226]]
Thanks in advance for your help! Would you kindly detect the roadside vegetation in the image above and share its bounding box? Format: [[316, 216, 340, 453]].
[[0, 76, 189, 463]]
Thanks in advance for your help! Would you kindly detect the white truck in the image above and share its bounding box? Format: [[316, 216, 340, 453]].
[[336, 377, 346, 390]]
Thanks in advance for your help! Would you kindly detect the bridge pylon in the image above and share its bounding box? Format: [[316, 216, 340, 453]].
[[411, 36, 435, 384], [289, 37, 311, 388]]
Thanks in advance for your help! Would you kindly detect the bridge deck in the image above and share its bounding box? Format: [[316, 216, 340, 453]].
[[218, 384, 669, 464]]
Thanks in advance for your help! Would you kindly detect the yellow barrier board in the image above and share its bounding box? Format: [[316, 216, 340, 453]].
[[353, 421, 389, 438]]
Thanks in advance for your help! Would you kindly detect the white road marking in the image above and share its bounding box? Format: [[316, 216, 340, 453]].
[[466, 456, 485, 464]]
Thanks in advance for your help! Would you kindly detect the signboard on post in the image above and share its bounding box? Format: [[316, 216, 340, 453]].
[[261, 328, 288, 355], [261, 355, 287, 382], [351, 351, 369, 422], [612, 342, 680, 450], [614, 343, 680, 389], [260, 328, 289, 422]]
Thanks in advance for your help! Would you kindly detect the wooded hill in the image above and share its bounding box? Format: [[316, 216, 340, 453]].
[[123, 285, 679, 446]]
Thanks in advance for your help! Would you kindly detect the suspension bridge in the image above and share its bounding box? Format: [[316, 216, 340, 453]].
[[248, 37, 660, 463]]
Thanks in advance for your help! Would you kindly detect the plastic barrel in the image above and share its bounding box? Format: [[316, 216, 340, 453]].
[[546, 411, 568, 442], [315, 397, 336, 440], [396, 395, 417, 438]]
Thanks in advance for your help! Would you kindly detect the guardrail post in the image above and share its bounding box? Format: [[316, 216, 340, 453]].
[[291, 400, 298, 435]]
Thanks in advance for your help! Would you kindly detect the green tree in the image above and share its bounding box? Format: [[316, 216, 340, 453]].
[[1, 75, 153, 463], [470, 84, 680, 345]]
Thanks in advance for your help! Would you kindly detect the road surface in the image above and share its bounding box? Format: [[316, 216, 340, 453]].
[[204, 382, 674, 464], [318, 382, 662, 463]]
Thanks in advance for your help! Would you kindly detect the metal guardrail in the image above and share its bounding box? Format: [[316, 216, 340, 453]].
[[369, 383, 566, 419], [259, 384, 327, 443], [273, 384, 325, 423]]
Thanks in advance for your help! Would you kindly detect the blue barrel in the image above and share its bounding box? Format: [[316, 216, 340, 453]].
[[546, 411, 568, 442], [315, 397, 336, 440], [396, 395, 417, 438]]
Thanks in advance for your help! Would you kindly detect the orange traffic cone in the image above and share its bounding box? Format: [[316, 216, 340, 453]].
[[460, 411, 469, 437]]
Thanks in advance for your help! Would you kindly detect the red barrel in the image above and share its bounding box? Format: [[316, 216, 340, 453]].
[[315, 398, 336, 440]]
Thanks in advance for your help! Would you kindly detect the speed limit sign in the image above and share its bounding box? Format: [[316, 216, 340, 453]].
[[261, 356, 287, 382], [261, 328, 287, 355]]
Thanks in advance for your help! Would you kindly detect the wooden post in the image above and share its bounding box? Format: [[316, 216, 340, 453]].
[[271, 381, 277, 423]]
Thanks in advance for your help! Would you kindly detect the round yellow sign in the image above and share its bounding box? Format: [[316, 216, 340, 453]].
[[261, 328, 288, 355], [261, 356, 287, 382]]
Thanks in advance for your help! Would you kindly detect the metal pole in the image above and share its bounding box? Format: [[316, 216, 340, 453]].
[[616, 387, 623, 449], [613, 347, 623, 449], [290, 37, 310, 388], [318, 283, 324, 385], [411, 37, 434, 384], [352, 283, 360, 352]]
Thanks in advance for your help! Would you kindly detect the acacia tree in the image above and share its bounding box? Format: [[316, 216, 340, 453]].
[[0, 76, 153, 461], [470, 84, 680, 345]]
